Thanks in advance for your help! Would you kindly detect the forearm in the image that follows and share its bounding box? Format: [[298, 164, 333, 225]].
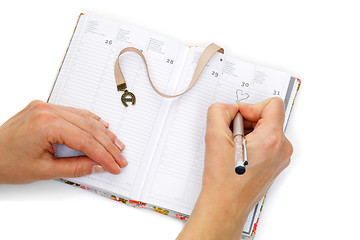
[[177, 192, 249, 240], [178, 99, 292, 239]]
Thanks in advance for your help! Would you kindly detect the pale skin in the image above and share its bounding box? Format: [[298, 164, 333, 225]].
[[0, 100, 127, 184], [0, 97, 292, 239], [177, 97, 293, 239]]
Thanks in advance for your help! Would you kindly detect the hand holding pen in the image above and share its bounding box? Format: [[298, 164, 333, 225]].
[[178, 98, 293, 240]]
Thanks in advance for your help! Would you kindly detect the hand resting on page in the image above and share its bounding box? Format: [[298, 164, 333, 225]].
[[0, 100, 127, 184]]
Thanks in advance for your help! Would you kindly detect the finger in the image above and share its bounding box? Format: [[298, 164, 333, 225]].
[[52, 107, 127, 167], [206, 102, 238, 146], [41, 156, 108, 179], [243, 119, 256, 130], [207, 103, 239, 130], [63, 107, 124, 150], [49, 118, 121, 174], [54, 105, 109, 128], [205, 103, 238, 171], [17, 100, 47, 118], [238, 97, 285, 129]]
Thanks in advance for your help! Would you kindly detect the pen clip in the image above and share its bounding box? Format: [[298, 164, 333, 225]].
[[243, 138, 248, 164]]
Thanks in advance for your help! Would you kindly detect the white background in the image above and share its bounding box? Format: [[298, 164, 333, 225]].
[[0, 0, 359, 239]]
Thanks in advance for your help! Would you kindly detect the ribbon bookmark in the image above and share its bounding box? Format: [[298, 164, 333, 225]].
[[114, 43, 224, 107]]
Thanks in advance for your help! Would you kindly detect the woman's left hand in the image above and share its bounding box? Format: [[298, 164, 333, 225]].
[[0, 100, 127, 184]]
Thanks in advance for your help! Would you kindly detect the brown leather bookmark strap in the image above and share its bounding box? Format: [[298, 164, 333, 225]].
[[114, 43, 224, 98]]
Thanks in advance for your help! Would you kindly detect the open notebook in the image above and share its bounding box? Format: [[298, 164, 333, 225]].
[[49, 13, 300, 239]]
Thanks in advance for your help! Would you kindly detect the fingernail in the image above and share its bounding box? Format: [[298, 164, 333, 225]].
[[114, 138, 125, 151], [120, 154, 128, 166], [91, 165, 106, 174], [115, 164, 122, 174], [99, 118, 109, 128]]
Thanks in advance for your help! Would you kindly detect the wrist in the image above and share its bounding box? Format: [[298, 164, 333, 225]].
[[178, 190, 250, 240], [198, 189, 249, 228]]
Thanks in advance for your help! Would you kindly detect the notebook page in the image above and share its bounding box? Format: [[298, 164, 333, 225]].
[[141, 47, 293, 228], [49, 14, 188, 200]]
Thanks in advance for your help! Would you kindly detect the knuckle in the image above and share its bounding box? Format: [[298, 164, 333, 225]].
[[208, 102, 225, 113], [78, 132, 97, 152], [73, 162, 86, 178], [81, 110, 100, 120], [30, 110, 57, 125], [82, 135, 107, 162], [79, 111, 89, 119], [27, 100, 43, 108], [105, 141, 118, 155], [30, 100, 52, 111], [83, 132, 95, 147], [27, 101, 57, 125], [106, 130, 117, 142], [84, 118, 97, 133]]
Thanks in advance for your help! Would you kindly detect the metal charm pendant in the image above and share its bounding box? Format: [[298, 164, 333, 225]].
[[121, 90, 136, 107]]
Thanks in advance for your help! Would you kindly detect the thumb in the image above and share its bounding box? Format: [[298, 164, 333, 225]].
[[237, 99, 271, 122], [44, 156, 107, 179], [238, 97, 285, 127]]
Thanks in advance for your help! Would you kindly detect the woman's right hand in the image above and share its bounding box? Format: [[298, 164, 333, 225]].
[[178, 97, 293, 240]]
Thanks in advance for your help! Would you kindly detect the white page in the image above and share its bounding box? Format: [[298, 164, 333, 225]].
[[48, 14, 298, 235], [141, 47, 293, 230], [49, 14, 188, 200]]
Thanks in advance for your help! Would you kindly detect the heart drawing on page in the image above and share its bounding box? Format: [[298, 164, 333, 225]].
[[236, 89, 250, 103]]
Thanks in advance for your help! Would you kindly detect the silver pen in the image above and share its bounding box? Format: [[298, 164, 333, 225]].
[[233, 112, 248, 175]]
